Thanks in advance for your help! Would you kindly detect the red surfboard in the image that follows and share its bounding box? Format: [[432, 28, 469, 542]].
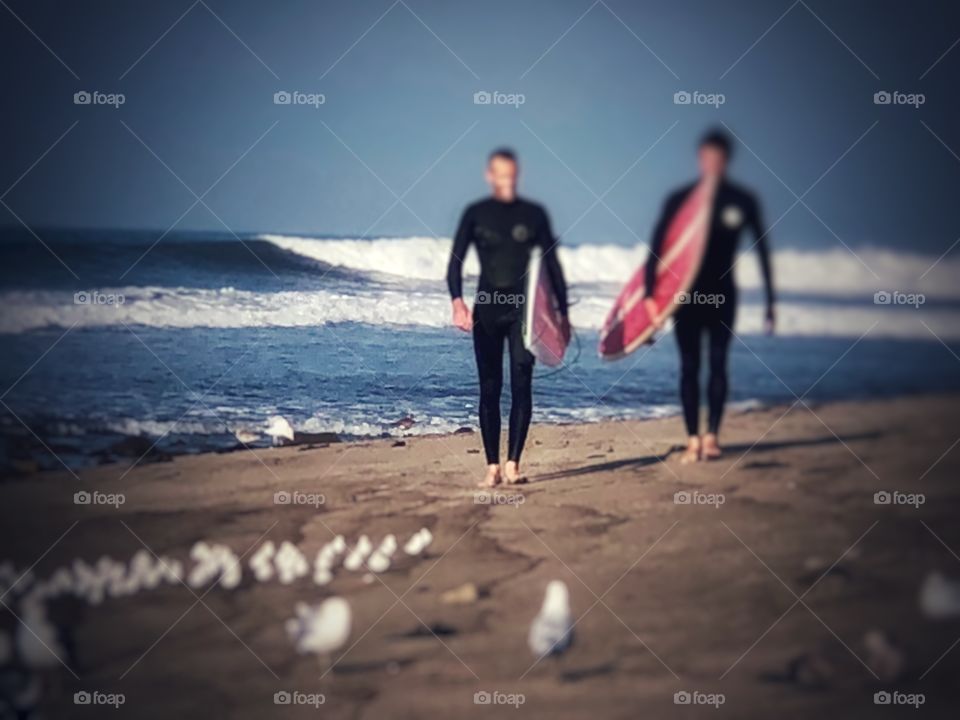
[[523, 247, 568, 366], [598, 176, 717, 360]]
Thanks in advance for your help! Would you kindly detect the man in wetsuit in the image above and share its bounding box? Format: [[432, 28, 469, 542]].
[[643, 129, 775, 463], [447, 148, 570, 487]]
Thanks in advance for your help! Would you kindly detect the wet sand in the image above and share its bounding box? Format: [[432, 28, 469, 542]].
[[2, 395, 960, 719]]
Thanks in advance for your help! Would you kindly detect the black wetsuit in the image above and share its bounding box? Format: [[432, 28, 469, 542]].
[[644, 178, 774, 436], [447, 197, 568, 464]]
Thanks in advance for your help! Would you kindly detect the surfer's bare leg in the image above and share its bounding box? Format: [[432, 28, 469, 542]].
[[702, 433, 722, 459], [480, 464, 502, 488], [680, 435, 701, 464]]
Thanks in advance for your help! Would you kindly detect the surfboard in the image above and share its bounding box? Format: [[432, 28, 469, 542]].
[[598, 176, 717, 360], [523, 247, 568, 366]]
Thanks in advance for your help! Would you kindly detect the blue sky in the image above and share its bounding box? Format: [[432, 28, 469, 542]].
[[1, 0, 958, 250]]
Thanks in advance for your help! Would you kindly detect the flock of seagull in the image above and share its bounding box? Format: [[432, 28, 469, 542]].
[[0, 527, 578, 676]]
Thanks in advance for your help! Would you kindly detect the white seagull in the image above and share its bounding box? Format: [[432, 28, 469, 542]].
[[528, 580, 574, 657], [285, 597, 352, 657]]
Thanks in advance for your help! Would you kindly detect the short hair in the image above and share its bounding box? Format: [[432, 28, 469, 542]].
[[699, 128, 733, 158], [488, 147, 518, 164]]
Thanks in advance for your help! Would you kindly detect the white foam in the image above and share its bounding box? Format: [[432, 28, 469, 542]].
[[260, 235, 960, 298], [2, 236, 958, 341]]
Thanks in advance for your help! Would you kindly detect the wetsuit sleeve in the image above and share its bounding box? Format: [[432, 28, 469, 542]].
[[538, 209, 569, 316], [643, 193, 680, 298], [446, 206, 473, 300], [749, 196, 775, 310]]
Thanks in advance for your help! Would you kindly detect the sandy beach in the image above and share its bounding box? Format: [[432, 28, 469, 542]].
[[2, 395, 960, 719]]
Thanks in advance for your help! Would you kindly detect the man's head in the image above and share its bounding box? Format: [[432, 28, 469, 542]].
[[698, 129, 732, 179], [485, 147, 519, 201]]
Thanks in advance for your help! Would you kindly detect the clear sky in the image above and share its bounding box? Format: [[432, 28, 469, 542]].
[[1, 0, 958, 250]]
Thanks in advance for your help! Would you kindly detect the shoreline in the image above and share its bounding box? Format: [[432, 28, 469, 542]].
[[1, 394, 960, 719], [0, 393, 928, 477]]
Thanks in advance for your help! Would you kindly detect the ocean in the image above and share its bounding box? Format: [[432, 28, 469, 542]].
[[1, 228, 958, 471]]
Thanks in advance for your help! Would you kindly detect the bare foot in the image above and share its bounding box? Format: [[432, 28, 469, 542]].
[[479, 464, 502, 488], [702, 433, 722, 460], [504, 460, 528, 485], [680, 436, 701, 464]]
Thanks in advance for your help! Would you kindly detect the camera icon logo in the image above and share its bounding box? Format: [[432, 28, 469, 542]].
[[476, 291, 491, 305], [674, 491, 691, 505], [874, 491, 891, 505], [873, 91, 892, 105], [74, 691, 92, 705], [74, 491, 91, 505], [674, 91, 691, 105], [274, 491, 291, 505], [274, 691, 292, 705], [674, 690, 691, 704], [474, 492, 491, 505], [874, 691, 891, 705], [474, 691, 491, 704], [676, 292, 691, 305], [473, 90, 492, 105], [873, 290, 891, 305], [274, 91, 291, 105], [74, 91, 91, 105]]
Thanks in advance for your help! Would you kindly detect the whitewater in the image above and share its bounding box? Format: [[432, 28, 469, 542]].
[[2, 235, 958, 340]]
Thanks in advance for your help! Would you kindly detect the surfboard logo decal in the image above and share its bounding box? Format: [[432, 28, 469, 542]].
[[721, 205, 743, 229]]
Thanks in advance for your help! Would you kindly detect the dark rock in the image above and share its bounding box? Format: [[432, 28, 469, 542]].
[[292, 431, 341, 444]]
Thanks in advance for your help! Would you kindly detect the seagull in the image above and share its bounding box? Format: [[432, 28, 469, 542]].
[[367, 534, 398, 573], [188, 543, 242, 589], [528, 580, 574, 657], [15, 605, 67, 670], [403, 528, 433, 556], [285, 597, 352, 657], [249, 541, 276, 582], [275, 541, 309, 584], [265, 416, 295, 446], [343, 536, 373, 572], [920, 572, 960, 619]]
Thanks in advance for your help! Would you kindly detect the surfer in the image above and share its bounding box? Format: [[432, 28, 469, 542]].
[[447, 148, 570, 487], [643, 129, 775, 463]]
